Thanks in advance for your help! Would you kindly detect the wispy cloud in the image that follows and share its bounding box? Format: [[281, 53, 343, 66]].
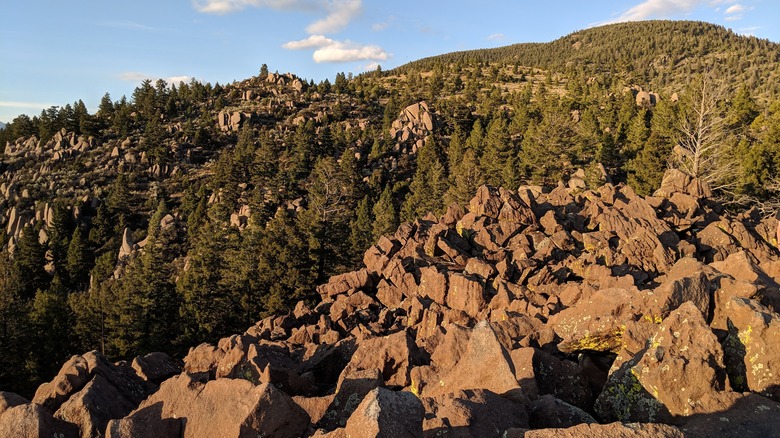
[[99, 21, 158, 32], [193, 0, 361, 33], [487, 33, 505, 42], [601, 0, 753, 25], [118, 72, 193, 84], [737, 25, 760, 36], [607, 0, 702, 23], [283, 35, 389, 63], [306, 0, 361, 34], [371, 15, 395, 31], [0, 101, 56, 110], [192, 0, 315, 15]]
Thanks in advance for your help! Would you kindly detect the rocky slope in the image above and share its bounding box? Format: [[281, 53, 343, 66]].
[[2, 169, 780, 437]]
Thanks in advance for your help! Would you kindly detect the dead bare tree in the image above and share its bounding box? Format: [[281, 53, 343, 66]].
[[671, 74, 737, 194]]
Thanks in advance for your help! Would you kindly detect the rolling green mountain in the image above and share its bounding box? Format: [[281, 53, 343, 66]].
[[400, 20, 780, 100]]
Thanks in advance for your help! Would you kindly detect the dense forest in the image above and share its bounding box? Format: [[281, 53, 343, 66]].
[[1, 20, 779, 397]]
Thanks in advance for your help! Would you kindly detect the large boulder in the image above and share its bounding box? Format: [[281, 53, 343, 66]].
[[427, 321, 519, 397], [0, 403, 79, 438], [340, 331, 419, 388], [54, 374, 138, 438], [720, 297, 780, 400], [595, 302, 727, 422], [343, 388, 424, 438], [421, 388, 528, 437], [523, 421, 684, 437], [129, 374, 310, 438]]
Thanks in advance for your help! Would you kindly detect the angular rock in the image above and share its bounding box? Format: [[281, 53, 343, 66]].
[[106, 402, 182, 438], [720, 297, 780, 400], [340, 331, 419, 388], [132, 352, 181, 385], [549, 288, 644, 353], [344, 388, 424, 438], [446, 273, 487, 318], [528, 395, 597, 429], [428, 321, 519, 397], [132, 374, 309, 438], [524, 421, 684, 437], [595, 302, 727, 423], [421, 389, 529, 437], [0, 403, 78, 438], [55, 374, 137, 438]]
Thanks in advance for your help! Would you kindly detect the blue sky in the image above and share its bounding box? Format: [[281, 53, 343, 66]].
[[1, 0, 777, 123]]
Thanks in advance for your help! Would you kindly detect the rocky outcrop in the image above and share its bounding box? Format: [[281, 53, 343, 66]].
[[389, 101, 436, 154], [17, 172, 780, 437]]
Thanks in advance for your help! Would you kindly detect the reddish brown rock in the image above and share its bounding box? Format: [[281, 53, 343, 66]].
[[33, 354, 90, 412], [318, 268, 374, 298], [183, 343, 225, 377], [319, 368, 383, 429], [55, 374, 137, 438], [645, 257, 718, 319], [528, 395, 596, 429], [524, 421, 684, 437], [0, 392, 27, 415], [446, 273, 487, 318], [595, 302, 727, 423], [418, 266, 448, 305], [680, 392, 780, 438], [421, 388, 528, 437], [340, 331, 419, 388], [106, 402, 182, 438], [132, 352, 181, 385], [427, 321, 519, 397], [469, 185, 503, 219], [343, 388, 424, 438], [0, 403, 79, 438], [511, 348, 593, 410], [132, 374, 309, 438], [720, 297, 780, 400], [549, 288, 644, 353]]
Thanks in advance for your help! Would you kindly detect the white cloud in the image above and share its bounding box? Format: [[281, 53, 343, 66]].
[[487, 33, 505, 41], [283, 35, 389, 63], [193, 0, 360, 33], [313, 41, 388, 63], [610, 0, 703, 22], [362, 62, 381, 71], [725, 4, 745, 13], [306, 0, 362, 34], [118, 72, 193, 85], [282, 34, 335, 49], [0, 101, 56, 110]]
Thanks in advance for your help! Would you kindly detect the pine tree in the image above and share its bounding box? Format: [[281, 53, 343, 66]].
[[480, 113, 512, 187], [66, 226, 92, 290], [446, 149, 484, 206], [14, 224, 49, 299], [402, 138, 448, 221], [0, 253, 32, 395], [350, 196, 374, 260], [373, 185, 398, 241]]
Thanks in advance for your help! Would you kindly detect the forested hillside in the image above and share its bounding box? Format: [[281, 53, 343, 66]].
[[1, 20, 779, 397]]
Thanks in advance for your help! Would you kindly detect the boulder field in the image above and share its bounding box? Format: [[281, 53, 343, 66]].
[[3, 169, 780, 437]]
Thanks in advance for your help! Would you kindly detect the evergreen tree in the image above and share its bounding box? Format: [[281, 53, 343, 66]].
[[66, 226, 92, 290], [14, 224, 49, 299], [373, 185, 398, 240], [350, 195, 374, 260], [402, 139, 448, 221], [0, 253, 32, 396]]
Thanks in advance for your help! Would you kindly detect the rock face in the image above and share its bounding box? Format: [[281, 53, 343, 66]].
[[22, 175, 780, 436]]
